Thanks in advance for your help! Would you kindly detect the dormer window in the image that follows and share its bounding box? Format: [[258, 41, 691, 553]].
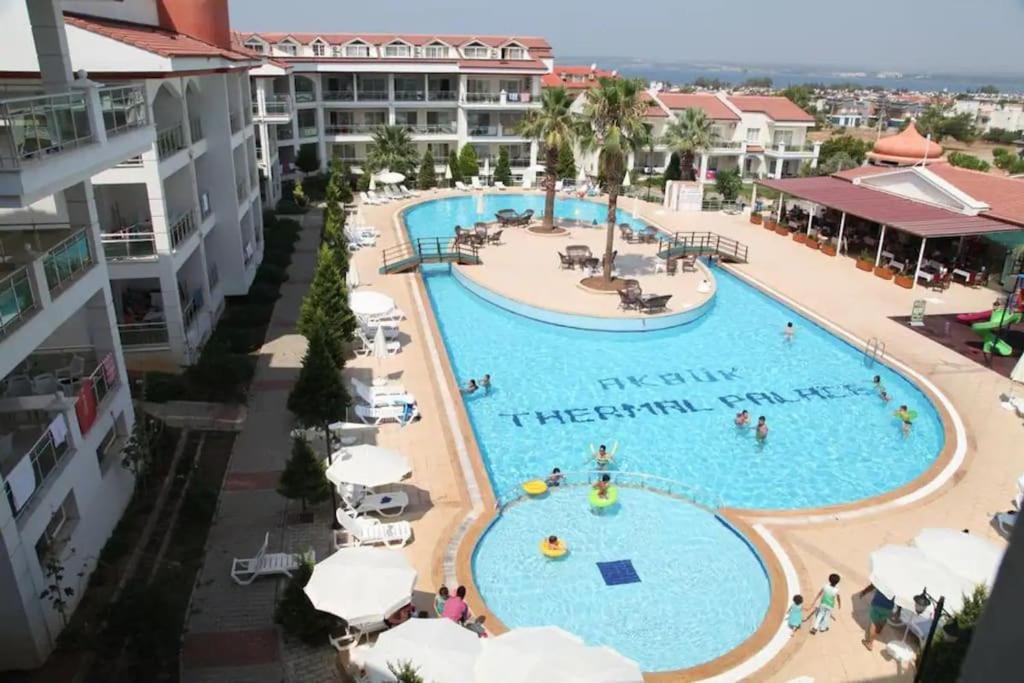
[[243, 39, 266, 54], [423, 43, 449, 59], [311, 40, 326, 57], [276, 41, 297, 56], [502, 46, 526, 60], [344, 41, 370, 58], [384, 42, 412, 58], [463, 44, 490, 59]]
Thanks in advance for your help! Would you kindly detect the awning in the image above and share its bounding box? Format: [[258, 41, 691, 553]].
[[758, 177, 1022, 239]]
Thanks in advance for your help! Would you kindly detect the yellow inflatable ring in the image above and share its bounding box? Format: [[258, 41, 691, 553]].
[[589, 485, 619, 508], [539, 539, 568, 558], [522, 480, 548, 496]]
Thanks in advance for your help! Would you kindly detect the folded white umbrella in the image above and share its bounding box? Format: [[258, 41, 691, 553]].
[[475, 191, 485, 214], [474, 626, 643, 683], [303, 547, 416, 627], [346, 261, 360, 289], [369, 174, 377, 191], [912, 528, 1005, 587], [350, 290, 397, 318], [360, 618, 482, 683], [869, 545, 977, 613], [375, 170, 406, 185], [325, 445, 411, 489]]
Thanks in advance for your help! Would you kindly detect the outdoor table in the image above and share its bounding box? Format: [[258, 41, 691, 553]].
[[566, 245, 592, 267], [952, 268, 972, 284]]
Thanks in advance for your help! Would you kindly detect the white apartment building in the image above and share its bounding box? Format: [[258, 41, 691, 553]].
[[0, 1, 146, 669], [236, 32, 554, 188], [952, 98, 1024, 133], [3, 2, 265, 369]]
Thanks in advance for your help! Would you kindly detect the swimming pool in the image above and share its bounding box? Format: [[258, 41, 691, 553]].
[[472, 488, 771, 671]]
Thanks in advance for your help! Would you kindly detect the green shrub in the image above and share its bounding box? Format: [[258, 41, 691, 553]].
[[303, 173, 328, 201], [275, 199, 308, 215], [261, 248, 292, 269], [274, 560, 339, 645], [185, 344, 255, 402]]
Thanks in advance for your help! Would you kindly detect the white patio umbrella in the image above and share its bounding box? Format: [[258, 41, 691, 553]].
[[444, 163, 453, 184], [631, 195, 640, 219], [474, 626, 643, 683], [577, 166, 587, 184], [375, 170, 406, 185], [350, 290, 397, 319], [912, 528, 1005, 587], [371, 324, 389, 367], [360, 619, 482, 683], [475, 191, 485, 215], [622, 170, 631, 187], [325, 444, 411, 489], [869, 544, 977, 613], [482, 156, 490, 180], [346, 260, 360, 289], [369, 174, 377, 191], [303, 547, 416, 627]]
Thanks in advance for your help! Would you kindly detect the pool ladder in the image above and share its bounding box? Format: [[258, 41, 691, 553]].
[[864, 337, 886, 366]]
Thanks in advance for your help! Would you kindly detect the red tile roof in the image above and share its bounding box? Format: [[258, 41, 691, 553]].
[[236, 31, 551, 53], [833, 166, 891, 181], [541, 65, 616, 89], [65, 13, 255, 62], [728, 95, 815, 123], [655, 93, 739, 121], [927, 162, 1024, 227], [757, 176, 1018, 237]]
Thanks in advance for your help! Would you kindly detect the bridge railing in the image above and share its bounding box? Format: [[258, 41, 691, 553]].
[[380, 237, 480, 272], [658, 231, 749, 263]]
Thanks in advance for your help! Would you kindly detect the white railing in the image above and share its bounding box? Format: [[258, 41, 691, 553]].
[[497, 470, 725, 511], [101, 231, 157, 261], [118, 321, 169, 348], [99, 84, 148, 137], [322, 90, 355, 102], [326, 123, 382, 135], [406, 123, 457, 135], [464, 92, 501, 104], [189, 116, 204, 142], [43, 229, 93, 294], [356, 90, 389, 101], [168, 209, 197, 249], [394, 89, 426, 101], [0, 91, 93, 168], [3, 416, 72, 518], [181, 293, 203, 330], [427, 90, 458, 102], [0, 266, 36, 338], [156, 123, 185, 159]]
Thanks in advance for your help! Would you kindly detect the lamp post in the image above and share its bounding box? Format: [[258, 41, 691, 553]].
[[913, 587, 959, 683]]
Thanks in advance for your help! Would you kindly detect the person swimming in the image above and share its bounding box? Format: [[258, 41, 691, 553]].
[[591, 442, 617, 468], [545, 468, 564, 487], [735, 409, 751, 427], [756, 416, 769, 441], [872, 375, 891, 403], [895, 405, 913, 437], [783, 322, 795, 343], [545, 535, 562, 550], [593, 473, 612, 499], [462, 379, 478, 394], [481, 374, 491, 394]]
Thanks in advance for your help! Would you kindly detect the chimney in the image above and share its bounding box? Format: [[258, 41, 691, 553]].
[[157, 0, 232, 50]]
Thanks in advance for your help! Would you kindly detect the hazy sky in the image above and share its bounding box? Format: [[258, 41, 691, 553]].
[[230, 0, 1022, 73]]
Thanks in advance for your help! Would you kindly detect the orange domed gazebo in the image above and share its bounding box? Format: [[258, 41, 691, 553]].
[[867, 121, 944, 166]]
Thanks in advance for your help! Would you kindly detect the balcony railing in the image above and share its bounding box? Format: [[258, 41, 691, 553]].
[[294, 91, 316, 104], [770, 140, 816, 153], [3, 415, 72, 518], [81, 353, 119, 425], [156, 123, 185, 159], [406, 123, 457, 135], [464, 92, 501, 104], [117, 155, 144, 168], [101, 230, 157, 261], [357, 90, 389, 101], [322, 90, 355, 102], [189, 116, 204, 142], [394, 89, 426, 102], [168, 209, 197, 249], [182, 292, 203, 330], [505, 91, 532, 103], [0, 266, 36, 338], [468, 125, 498, 137], [509, 158, 532, 168], [298, 125, 318, 138], [277, 125, 293, 140], [710, 140, 744, 150], [43, 229, 93, 294], [118, 322, 169, 348], [326, 123, 382, 135], [0, 91, 93, 168], [263, 96, 293, 115], [427, 90, 458, 102], [99, 85, 149, 137]]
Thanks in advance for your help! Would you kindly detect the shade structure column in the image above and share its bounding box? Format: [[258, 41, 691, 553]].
[[875, 225, 888, 267], [749, 183, 758, 212], [776, 193, 785, 222], [836, 211, 847, 254], [913, 237, 928, 289], [806, 203, 816, 235]]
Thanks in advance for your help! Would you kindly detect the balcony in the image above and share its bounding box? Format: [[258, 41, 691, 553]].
[[509, 158, 532, 168], [181, 291, 203, 331], [0, 86, 153, 207], [326, 123, 383, 136], [2, 415, 71, 519], [357, 90, 389, 102], [168, 209, 198, 250], [101, 228, 157, 262], [253, 95, 293, 123], [766, 140, 818, 156], [464, 92, 501, 104], [405, 123, 457, 135], [322, 91, 355, 103], [0, 267, 37, 339], [294, 91, 316, 104], [156, 123, 186, 159], [298, 125, 318, 138], [118, 322, 169, 349], [189, 117, 204, 143], [277, 125, 294, 141], [427, 90, 458, 102], [709, 140, 745, 152], [43, 229, 94, 295], [468, 125, 498, 137], [394, 89, 426, 102]]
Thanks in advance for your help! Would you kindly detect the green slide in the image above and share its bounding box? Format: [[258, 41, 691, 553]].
[[971, 309, 1022, 356]]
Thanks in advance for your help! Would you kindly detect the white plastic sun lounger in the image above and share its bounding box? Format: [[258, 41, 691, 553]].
[[997, 511, 1017, 535], [330, 621, 388, 651], [368, 190, 390, 204], [334, 508, 412, 549], [340, 485, 410, 518], [354, 329, 401, 357], [359, 191, 377, 206], [350, 377, 415, 406], [383, 185, 401, 200], [455, 180, 470, 191], [344, 225, 377, 248], [494, 181, 507, 191], [355, 402, 419, 426], [230, 532, 312, 585], [471, 176, 483, 190], [400, 184, 420, 197]]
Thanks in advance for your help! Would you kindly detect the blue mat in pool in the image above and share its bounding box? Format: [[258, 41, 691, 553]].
[[597, 560, 640, 586]]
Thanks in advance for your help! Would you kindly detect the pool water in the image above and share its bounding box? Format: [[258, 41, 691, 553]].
[[472, 488, 771, 671]]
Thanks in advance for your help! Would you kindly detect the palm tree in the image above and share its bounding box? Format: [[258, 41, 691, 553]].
[[660, 108, 719, 181], [578, 77, 651, 282], [366, 125, 419, 177], [516, 87, 576, 231]]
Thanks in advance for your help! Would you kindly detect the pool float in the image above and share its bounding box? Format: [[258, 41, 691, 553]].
[[895, 410, 918, 422], [589, 485, 619, 509], [522, 480, 548, 496], [539, 539, 568, 558]]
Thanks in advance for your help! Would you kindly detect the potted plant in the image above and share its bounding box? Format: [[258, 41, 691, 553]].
[[894, 272, 914, 288], [750, 211, 762, 225], [792, 231, 806, 244], [805, 235, 820, 250], [821, 239, 837, 257], [873, 264, 894, 280], [856, 249, 874, 272], [765, 217, 778, 230], [775, 223, 789, 236]]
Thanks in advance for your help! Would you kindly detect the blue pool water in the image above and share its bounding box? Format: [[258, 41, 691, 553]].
[[473, 489, 770, 671]]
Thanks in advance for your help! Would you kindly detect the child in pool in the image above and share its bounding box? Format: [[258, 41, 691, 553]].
[[593, 473, 612, 499], [480, 374, 491, 394], [872, 375, 891, 403], [592, 443, 616, 468], [735, 409, 750, 427], [756, 416, 769, 441], [783, 321, 795, 343], [895, 405, 913, 437], [462, 379, 478, 394], [544, 535, 562, 551], [545, 468, 564, 487]]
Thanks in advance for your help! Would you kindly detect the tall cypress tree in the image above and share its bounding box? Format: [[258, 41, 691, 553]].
[[287, 316, 350, 437], [298, 246, 352, 364], [556, 142, 577, 180], [447, 149, 462, 185], [278, 437, 332, 512], [417, 149, 437, 189], [493, 147, 512, 185], [458, 145, 479, 180]]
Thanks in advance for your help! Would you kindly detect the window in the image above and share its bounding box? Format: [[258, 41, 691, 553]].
[[384, 43, 412, 58], [34, 492, 79, 565], [503, 46, 526, 60], [395, 111, 417, 126], [332, 46, 345, 57], [745, 127, 760, 143], [311, 41, 326, 57], [427, 143, 450, 157], [244, 40, 266, 54], [423, 44, 449, 59], [344, 43, 370, 58], [276, 42, 297, 56], [463, 45, 490, 59]]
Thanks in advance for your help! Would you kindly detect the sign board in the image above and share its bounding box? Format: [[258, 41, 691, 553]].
[[910, 299, 926, 327]]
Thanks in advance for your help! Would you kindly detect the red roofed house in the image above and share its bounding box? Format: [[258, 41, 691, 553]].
[[235, 30, 555, 186], [541, 64, 617, 98]]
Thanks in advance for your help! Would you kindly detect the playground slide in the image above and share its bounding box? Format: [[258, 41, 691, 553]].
[[957, 309, 993, 324], [971, 309, 1023, 356]]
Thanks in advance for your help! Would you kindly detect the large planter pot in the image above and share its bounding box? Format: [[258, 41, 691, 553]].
[[805, 239, 820, 251], [763, 221, 776, 231], [821, 244, 837, 257], [750, 213, 762, 225], [775, 227, 789, 236], [894, 274, 914, 289], [856, 259, 874, 272], [765, 219, 778, 230], [792, 233, 806, 244], [874, 266, 894, 280]]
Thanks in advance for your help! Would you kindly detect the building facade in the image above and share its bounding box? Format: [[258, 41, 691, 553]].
[[235, 32, 554, 188]]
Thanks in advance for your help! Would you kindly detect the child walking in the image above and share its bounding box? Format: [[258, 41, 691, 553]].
[[810, 573, 842, 634]]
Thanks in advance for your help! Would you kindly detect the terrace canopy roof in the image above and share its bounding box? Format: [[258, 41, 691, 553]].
[[757, 177, 1020, 239]]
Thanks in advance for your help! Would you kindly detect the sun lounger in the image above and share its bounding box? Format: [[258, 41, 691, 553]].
[[230, 532, 312, 585], [400, 184, 420, 197], [471, 176, 483, 190], [344, 225, 377, 248], [997, 510, 1017, 536], [355, 402, 419, 426], [638, 294, 672, 313], [341, 486, 410, 518], [455, 180, 470, 191], [368, 190, 390, 204], [360, 191, 381, 206], [334, 508, 412, 549], [494, 181, 507, 191], [354, 329, 401, 357], [350, 377, 415, 406]]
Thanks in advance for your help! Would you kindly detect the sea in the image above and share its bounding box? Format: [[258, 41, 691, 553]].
[[564, 57, 1024, 94]]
